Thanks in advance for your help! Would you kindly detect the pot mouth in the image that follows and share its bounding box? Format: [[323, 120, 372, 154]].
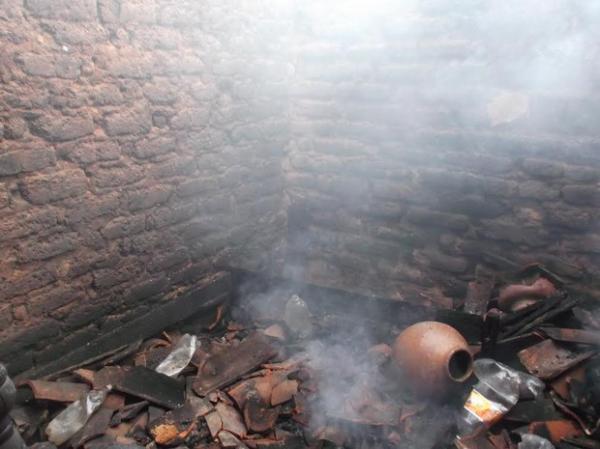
[[446, 349, 473, 382]]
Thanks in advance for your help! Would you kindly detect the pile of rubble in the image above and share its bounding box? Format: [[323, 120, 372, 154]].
[[9, 265, 600, 449]]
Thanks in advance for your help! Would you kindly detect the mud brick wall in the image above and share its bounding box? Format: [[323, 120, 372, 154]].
[[283, 2, 600, 308], [0, 0, 290, 374]]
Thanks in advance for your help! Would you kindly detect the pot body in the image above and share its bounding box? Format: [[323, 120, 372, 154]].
[[392, 321, 473, 398]]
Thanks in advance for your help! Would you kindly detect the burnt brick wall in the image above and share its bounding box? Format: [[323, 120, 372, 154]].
[[0, 0, 290, 374], [283, 1, 600, 307]]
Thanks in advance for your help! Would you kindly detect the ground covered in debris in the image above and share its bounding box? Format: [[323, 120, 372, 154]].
[[12, 266, 600, 449]]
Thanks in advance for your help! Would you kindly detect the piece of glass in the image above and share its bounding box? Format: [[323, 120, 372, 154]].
[[155, 334, 197, 377]]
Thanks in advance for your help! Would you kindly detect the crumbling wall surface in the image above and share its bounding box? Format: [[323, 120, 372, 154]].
[[0, 0, 290, 374], [284, 1, 600, 307]]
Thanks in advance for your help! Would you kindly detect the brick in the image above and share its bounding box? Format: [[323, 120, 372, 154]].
[[64, 192, 120, 224], [143, 82, 177, 105], [479, 221, 549, 246], [177, 177, 218, 197], [3, 116, 27, 139], [159, 2, 204, 25], [42, 21, 108, 46], [170, 108, 210, 130], [0, 151, 21, 176], [93, 265, 137, 290], [96, 48, 153, 79], [0, 304, 13, 329], [62, 301, 112, 329], [25, 0, 97, 20], [178, 129, 226, 152], [35, 324, 98, 365], [149, 156, 196, 179], [519, 180, 560, 200], [564, 165, 600, 183], [131, 136, 176, 159], [414, 248, 469, 274], [0, 185, 8, 209], [29, 285, 87, 316], [0, 268, 57, 300], [546, 206, 597, 230], [18, 54, 82, 79], [125, 185, 172, 211], [103, 108, 152, 136], [17, 234, 77, 262], [149, 202, 197, 228], [119, 0, 157, 23], [29, 113, 94, 142], [59, 140, 120, 165], [406, 207, 470, 232], [0, 208, 59, 242], [562, 185, 600, 207], [522, 158, 564, 179], [101, 215, 146, 240], [168, 261, 210, 285], [419, 168, 481, 193], [90, 84, 124, 106], [443, 151, 515, 174], [97, 0, 119, 23], [0, 148, 56, 176], [20, 168, 88, 204], [88, 164, 144, 189], [437, 194, 508, 218], [7, 352, 34, 376], [123, 276, 169, 304], [146, 248, 188, 273]]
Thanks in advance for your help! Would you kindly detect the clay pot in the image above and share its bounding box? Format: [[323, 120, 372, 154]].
[[392, 321, 473, 398]]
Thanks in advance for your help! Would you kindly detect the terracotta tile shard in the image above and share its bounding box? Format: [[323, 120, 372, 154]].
[[82, 435, 116, 449], [541, 327, 600, 346], [550, 365, 587, 400], [72, 369, 96, 385], [193, 333, 277, 396], [518, 339, 596, 380], [103, 393, 126, 410], [70, 407, 114, 448], [204, 410, 223, 438], [94, 366, 185, 409], [243, 393, 280, 433], [218, 430, 249, 449], [111, 401, 149, 426], [315, 426, 346, 447], [528, 420, 583, 445], [24, 380, 90, 402], [215, 402, 247, 438], [263, 324, 286, 341], [105, 421, 133, 439], [270, 380, 298, 406], [188, 396, 214, 417], [148, 403, 197, 445]]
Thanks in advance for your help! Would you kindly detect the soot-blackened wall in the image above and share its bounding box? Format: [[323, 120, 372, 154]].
[[0, 0, 290, 374], [283, 1, 600, 307]]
